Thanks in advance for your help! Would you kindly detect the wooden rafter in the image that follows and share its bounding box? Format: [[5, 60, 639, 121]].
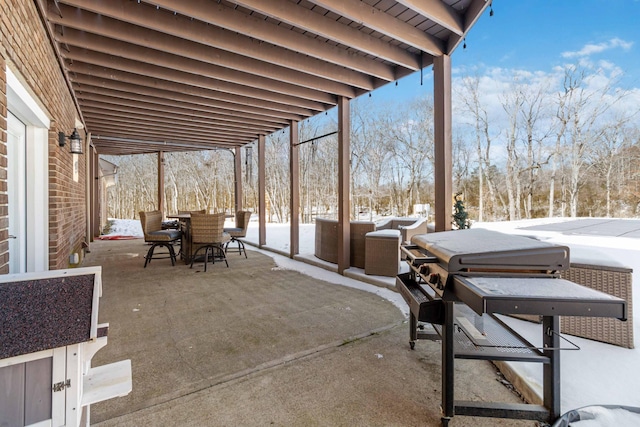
[[41, 0, 489, 155]]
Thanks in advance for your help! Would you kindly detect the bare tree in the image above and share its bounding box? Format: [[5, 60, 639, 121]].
[[552, 64, 625, 216], [457, 74, 504, 221], [500, 78, 525, 220], [518, 76, 553, 218], [387, 97, 435, 216], [350, 98, 392, 219], [265, 131, 291, 223], [590, 116, 635, 216]]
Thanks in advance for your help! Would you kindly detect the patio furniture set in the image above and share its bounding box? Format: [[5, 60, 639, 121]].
[[139, 210, 251, 270], [314, 216, 428, 276]]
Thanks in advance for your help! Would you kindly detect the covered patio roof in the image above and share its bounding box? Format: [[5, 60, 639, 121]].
[[38, 0, 489, 155]]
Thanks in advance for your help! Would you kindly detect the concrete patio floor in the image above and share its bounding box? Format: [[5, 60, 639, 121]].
[[83, 238, 537, 426]]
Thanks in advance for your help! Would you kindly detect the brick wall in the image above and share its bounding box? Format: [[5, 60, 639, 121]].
[[0, 57, 7, 273], [1, 0, 87, 272]]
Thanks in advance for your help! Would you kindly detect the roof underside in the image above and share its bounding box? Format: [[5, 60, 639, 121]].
[[39, 0, 489, 155]]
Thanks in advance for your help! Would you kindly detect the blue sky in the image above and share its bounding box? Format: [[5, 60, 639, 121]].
[[372, 0, 640, 102]]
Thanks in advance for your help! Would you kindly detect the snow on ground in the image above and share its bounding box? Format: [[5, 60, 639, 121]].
[[103, 216, 640, 414], [473, 219, 640, 414]]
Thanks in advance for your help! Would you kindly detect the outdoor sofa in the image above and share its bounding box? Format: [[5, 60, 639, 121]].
[[314, 216, 428, 276]]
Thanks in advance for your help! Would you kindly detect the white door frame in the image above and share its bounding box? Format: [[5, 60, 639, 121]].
[[7, 113, 26, 273], [6, 66, 50, 272]]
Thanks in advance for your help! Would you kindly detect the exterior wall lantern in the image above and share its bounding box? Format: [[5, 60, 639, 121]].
[[59, 128, 83, 154]]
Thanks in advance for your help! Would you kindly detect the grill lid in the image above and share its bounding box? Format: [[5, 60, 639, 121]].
[[410, 229, 569, 272]]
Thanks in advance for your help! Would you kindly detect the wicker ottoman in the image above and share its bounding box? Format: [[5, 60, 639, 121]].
[[365, 229, 401, 277], [350, 221, 376, 268]]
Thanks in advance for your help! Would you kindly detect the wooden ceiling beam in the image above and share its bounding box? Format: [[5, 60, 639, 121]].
[[61, 49, 329, 112], [74, 88, 284, 129], [86, 122, 248, 144], [91, 135, 239, 155], [304, 0, 445, 55], [55, 0, 394, 82], [56, 29, 345, 103], [82, 110, 259, 139], [80, 105, 263, 137], [83, 114, 252, 142], [65, 62, 317, 118], [71, 75, 294, 124], [88, 126, 249, 147], [225, 0, 420, 69], [49, 5, 361, 96], [92, 143, 223, 156]]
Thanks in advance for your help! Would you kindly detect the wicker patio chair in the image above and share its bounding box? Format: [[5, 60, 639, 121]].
[[375, 216, 428, 244], [189, 213, 231, 271], [224, 211, 251, 258], [139, 210, 181, 268]]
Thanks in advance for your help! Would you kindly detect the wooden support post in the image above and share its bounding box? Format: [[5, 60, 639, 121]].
[[289, 121, 299, 257], [434, 55, 452, 232], [157, 151, 165, 217], [89, 144, 99, 239], [234, 146, 242, 213], [337, 96, 351, 274], [258, 134, 266, 247]]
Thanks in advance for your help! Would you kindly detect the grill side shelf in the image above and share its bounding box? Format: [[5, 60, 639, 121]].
[[396, 274, 549, 363], [452, 276, 628, 320]]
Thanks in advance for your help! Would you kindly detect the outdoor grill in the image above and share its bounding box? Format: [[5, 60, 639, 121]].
[[397, 228, 627, 426]]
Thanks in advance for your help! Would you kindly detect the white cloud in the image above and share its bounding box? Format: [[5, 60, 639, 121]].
[[562, 38, 633, 58], [598, 60, 616, 70]]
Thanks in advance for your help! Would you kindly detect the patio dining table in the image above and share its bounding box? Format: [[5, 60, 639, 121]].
[[167, 213, 233, 264], [167, 213, 195, 263]]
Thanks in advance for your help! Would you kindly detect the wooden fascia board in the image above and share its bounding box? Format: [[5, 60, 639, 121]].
[[307, 0, 445, 56], [49, 7, 359, 97], [395, 0, 464, 36], [57, 0, 394, 82], [228, 0, 420, 69], [446, 0, 491, 54], [463, 0, 492, 32]]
